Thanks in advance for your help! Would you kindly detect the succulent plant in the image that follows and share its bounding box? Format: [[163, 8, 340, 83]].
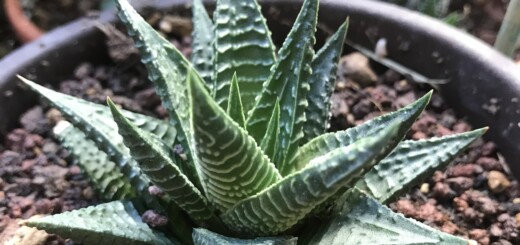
[[19, 0, 486, 244]]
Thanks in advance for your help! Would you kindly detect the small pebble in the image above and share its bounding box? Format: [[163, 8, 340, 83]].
[[148, 185, 165, 196], [420, 183, 429, 193], [477, 157, 502, 171], [337, 52, 377, 87], [141, 210, 168, 227], [447, 177, 474, 193], [488, 170, 511, 193]]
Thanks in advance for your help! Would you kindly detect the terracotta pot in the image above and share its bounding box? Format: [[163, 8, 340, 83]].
[[4, 0, 44, 43], [0, 0, 519, 178]]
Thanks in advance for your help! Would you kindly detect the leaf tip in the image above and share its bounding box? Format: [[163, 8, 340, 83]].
[[17, 75, 36, 88], [106, 97, 126, 125], [106, 96, 118, 112], [423, 90, 434, 102]]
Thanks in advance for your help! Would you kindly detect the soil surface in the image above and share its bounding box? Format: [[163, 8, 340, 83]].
[[1, 2, 520, 245], [334, 52, 520, 245]]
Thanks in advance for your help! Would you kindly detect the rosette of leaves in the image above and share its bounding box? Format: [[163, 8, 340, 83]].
[[19, 0, 485, 244]]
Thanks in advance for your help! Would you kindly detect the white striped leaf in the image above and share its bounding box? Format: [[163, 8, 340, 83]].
[[291, 91, 432, 174], [108, 99, 217, 224], [192, 228, 297, 245], [191, 0, 214, 86], [19, 78, 177, 146], [220, 123, 400, 236], [116, 0, 205, 191], [20, 77, 162, 205], [259, 100, 281, 162], [26, 201, 178, 245], [355, 128, 487, 203], [246, 0, 319, 176], [21, 79, 195, 242], [306, 189, 468, 245], [226, 73, 246, 128], [54, 122, 135, 201], [302, 20, 348, 144], [213, 0, 277, 112], [188, 68, 282, 212]]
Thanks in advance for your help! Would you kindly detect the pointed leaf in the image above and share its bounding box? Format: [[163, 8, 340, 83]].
[[26, 201, 178, 245], [213, 0, 277, 112], [20, 77, 158, 201], [356, 128, 487, 204], [259, 101, 280, 162], [302, 20, 348, 143], [220, 123, 400, 236], [188, 68, 282, 212], [20, 79, 195, 237], [19, 77, 177, 145], [306, 189, 468, 245], [226, 73, 246, 127], [108, 99, 216, 223], [246, 0, 319, 176], [54, 121, 135, 201], [116, 0, 205, 189], [192, 228, 297, 245], [191, 0, 214, 86], [291, 91, 432, 174]]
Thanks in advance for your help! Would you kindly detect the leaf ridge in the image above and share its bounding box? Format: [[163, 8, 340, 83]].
[[355, 128, 487, 203], [292, 91, 432, 174], [213, 0, 277, 112], [306, 189, 468, 245], [26, 201, 177, 245], [54, 122, 135, 201], [116, 0, 206, 192], [226, 73, 246, 128], [191, 0, 214, 86], [302, 20, 348, 143], [188, 69, 282, 212], [108, 99, 216, 223], [246, 0, 319, 176], [220, 123, 400, 236]]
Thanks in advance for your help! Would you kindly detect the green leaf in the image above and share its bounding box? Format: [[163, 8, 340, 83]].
[[116, 0, 204, 190], [302, 20, 348, 144], [292, 91, 432, 174], [19, 77, 177, 146], [19, 77, 158, 201], [306, 189, 468, 245], [356, 128, 487, 204], [192, 228, 297, 245], [246, 0, 319, 176], [259, 100, 280, 162], [220, 123, 400, 236], [213, 0, 277, 112], [26, 201, 178, 245], [191, 0, 214, 86], [20, 78, 195, 241], [226, 73, 246, 128], [54, 121, 135, 201], [188, 68, 282, 212], [108, 98, 216, 224]]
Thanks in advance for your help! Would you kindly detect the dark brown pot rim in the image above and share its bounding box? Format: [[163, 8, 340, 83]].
[[4, 0, 44, 43], [0, 0, 519, 178]]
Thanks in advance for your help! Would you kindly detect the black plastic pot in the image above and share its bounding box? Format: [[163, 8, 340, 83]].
[[1, 0, 519, 178]]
